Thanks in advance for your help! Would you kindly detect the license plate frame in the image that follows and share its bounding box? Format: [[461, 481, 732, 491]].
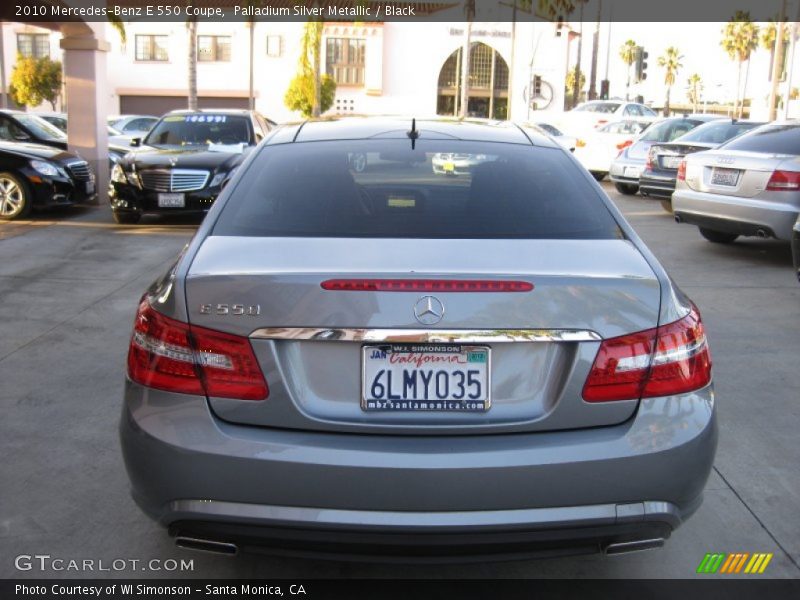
[[711, 167, 740, 187], [85, 181, 95, 195], [158, 193, 186, 208], [662, 156, 682, 169], [361, 343, 491, 412]]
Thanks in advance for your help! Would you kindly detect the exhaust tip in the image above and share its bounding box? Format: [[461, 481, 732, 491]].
[[674, 214, 682, 223], [756, 229, 768, 238], [603, 538, 665, 556], [175, 536, 238, 556]]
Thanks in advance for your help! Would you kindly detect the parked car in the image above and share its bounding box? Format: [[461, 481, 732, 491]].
[[527, 122, 577, 152], [609, 114, 721, 195], [673, 122, 800, 244], [107, 114, 159, 138], [120, 117, 716, 560], [572, 119, 651, 181], [639, 119, 765, 212], [553, 100, 657, 137], [0, 141, 97, 220], [39, 111, 128, 144], [108, 109, 273, 223]]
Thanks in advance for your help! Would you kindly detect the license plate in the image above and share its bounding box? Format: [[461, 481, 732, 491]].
[[158, 193, 185, 208], [443, 161, 455, 173], [85, 181, 95, 195], [624, 166, 640, 178], [711, 167, 740, 187], [362, 344, 490, 412], [662, 156, 682, 169]]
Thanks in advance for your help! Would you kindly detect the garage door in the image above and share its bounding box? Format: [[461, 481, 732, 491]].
[[119, 96, 250, 116]]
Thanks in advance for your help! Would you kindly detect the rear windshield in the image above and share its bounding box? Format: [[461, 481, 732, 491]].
[[640, 119, 704, 143], [721, 124, 800, 154], [573, 102, 620, 114], [145, 114, 251, 147], [212, 140, 622, 240], [676, 121, 762, 144]]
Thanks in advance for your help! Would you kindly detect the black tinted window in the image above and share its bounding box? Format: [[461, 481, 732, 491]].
[[146, 114, 251, 147], [640, 119, 702, 142], [676, 121, 761, 144], [722, 124, 800, 154], [212, 140, 622, 240]]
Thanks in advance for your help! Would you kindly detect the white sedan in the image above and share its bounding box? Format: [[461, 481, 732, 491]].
[[549, 100, 657, 138], [573, 119, 652, 181]]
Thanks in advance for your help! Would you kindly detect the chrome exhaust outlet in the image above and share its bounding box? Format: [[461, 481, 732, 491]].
[[603, 538, 665, 556], [175, 536, 238, 556], [674, 215, 682, 223], [756, 229, 768, 238]]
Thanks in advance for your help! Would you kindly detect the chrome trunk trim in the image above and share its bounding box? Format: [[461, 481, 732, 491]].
[[249, 327, 602, 343]]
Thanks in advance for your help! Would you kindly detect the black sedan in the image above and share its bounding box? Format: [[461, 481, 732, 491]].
[[639, 119, 764, 211], [0, 141, 97, 220], [109, 109, 273, 224]]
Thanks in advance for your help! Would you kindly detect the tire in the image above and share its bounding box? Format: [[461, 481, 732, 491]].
[[590, 171, 607, 182], [699, 227, 739, 244], [112, 211, 142, 224], [614, 182, 639, 195], [0, 172, 32, 220], [660, 199, 673, 214]]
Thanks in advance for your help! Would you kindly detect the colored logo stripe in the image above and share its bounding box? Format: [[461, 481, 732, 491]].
[[697, 552, 773, 574]]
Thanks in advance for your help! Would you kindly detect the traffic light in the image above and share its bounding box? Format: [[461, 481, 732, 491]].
[[532, 75, 542, 97], [634, 46, 649, 83], [600, 79, 610, 100]]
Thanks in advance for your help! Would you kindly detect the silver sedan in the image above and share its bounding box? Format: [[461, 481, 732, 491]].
[[119, 117, 717, 560], [673, 122, 800, 243]]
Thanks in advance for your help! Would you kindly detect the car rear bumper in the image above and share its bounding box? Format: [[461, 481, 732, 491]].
[[120, 379, 717, 557], [639, 173, 676, 199], [673, 188, 800, 240]]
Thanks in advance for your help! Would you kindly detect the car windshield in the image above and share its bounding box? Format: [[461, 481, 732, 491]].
[[721, 124, 800, 154], [674, 121, 762, 145], [145, 114, 251, 147], [639, 119, 702, 143], [533, 123, 562, 136], [15, 114, 66, 141], [212, 139, 622, 240], [573, 102, 620, 114]]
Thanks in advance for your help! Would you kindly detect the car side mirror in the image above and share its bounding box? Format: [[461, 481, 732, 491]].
[[130, 138, 141, 147]]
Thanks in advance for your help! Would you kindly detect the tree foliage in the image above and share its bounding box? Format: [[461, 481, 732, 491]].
[[687, 73, 703, 112], [565, 66, 585, 95], [284, 19, 336, 117], [10, 56, 62, 110], [658, 47, 683, 115]]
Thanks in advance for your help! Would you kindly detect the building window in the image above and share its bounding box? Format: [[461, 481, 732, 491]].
[[266, 35, 283, 57], [325, 38, 365, 86], [135, 35, 169, 61], [198, 36, 231, 62], [17, 33, 50, 59]]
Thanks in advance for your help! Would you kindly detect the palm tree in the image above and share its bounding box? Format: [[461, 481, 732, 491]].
[[459, 0, 475, 118], [187, 17, 197, 110], [619, 40, 637, 101], [658, 47, 683, 116], [687, 73, 703, 113], [720, 11, 759, 118], [760, 20, 791, 82]]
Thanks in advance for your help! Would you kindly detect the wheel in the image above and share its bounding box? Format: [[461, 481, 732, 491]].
[[590, 171, 607, 182], [699, 227, 738, 244], [349, 152, 367, 173], [112, 211, 141, 224], [614, 182, 639, 195], [660, 199, 673, 214], [0, 172, 32, 220]]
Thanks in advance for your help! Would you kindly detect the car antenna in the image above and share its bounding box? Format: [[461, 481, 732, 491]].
[[407, 118, 420, 150]]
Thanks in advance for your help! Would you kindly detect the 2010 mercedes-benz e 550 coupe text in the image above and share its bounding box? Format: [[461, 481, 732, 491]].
[[119, 117, 717, 560]]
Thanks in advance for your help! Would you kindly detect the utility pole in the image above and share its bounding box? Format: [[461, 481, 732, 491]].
[[588, 0, 601, 100], [768, 0, 788, 121], [508, 1, 516, 120], [0, 25, 6, 109]]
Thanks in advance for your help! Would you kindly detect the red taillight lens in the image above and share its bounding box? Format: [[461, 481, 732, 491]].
[[616, 139, 633, 151], [127, 299, 268, 400], [582, 305, 711, 402], [321, 279, 534, 292], [766, 170, 800, 191], [677, 160, 687, 181], [645, 148, 655, 171], [595, 119, 608, 128]]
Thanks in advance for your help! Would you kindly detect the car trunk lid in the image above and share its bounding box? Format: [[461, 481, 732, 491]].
[[684, 149, 797, 198]]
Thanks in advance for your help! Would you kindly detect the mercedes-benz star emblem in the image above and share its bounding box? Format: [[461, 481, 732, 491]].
[[169, 157, 178, 166], [413, 296, 445, 325]]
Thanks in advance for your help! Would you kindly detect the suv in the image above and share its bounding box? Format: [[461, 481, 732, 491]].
[[108, 109, 274, 224]]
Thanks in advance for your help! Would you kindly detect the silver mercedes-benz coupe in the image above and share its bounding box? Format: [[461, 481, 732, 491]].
[[120, 117, 717, 560]]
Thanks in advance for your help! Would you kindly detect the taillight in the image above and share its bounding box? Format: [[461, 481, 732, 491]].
[[677, 160, 687, 181], [595, 119, 608, 128], [127, 298, 268, 400], [644, 148, 655, 171], [616, 140, 632, 151], [576, 139, 586, 148], [582, 305, 711, 402], [321, 279, 533, 292], [766, 170, 800, 191]]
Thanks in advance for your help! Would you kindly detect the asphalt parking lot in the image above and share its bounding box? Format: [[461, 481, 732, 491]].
[[1, 183, 799, 579]]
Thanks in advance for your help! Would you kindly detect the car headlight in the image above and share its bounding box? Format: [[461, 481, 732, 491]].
[[209, 167, 238, 188], [30, 160, 60, 178], [111, 163, 127, 183]]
